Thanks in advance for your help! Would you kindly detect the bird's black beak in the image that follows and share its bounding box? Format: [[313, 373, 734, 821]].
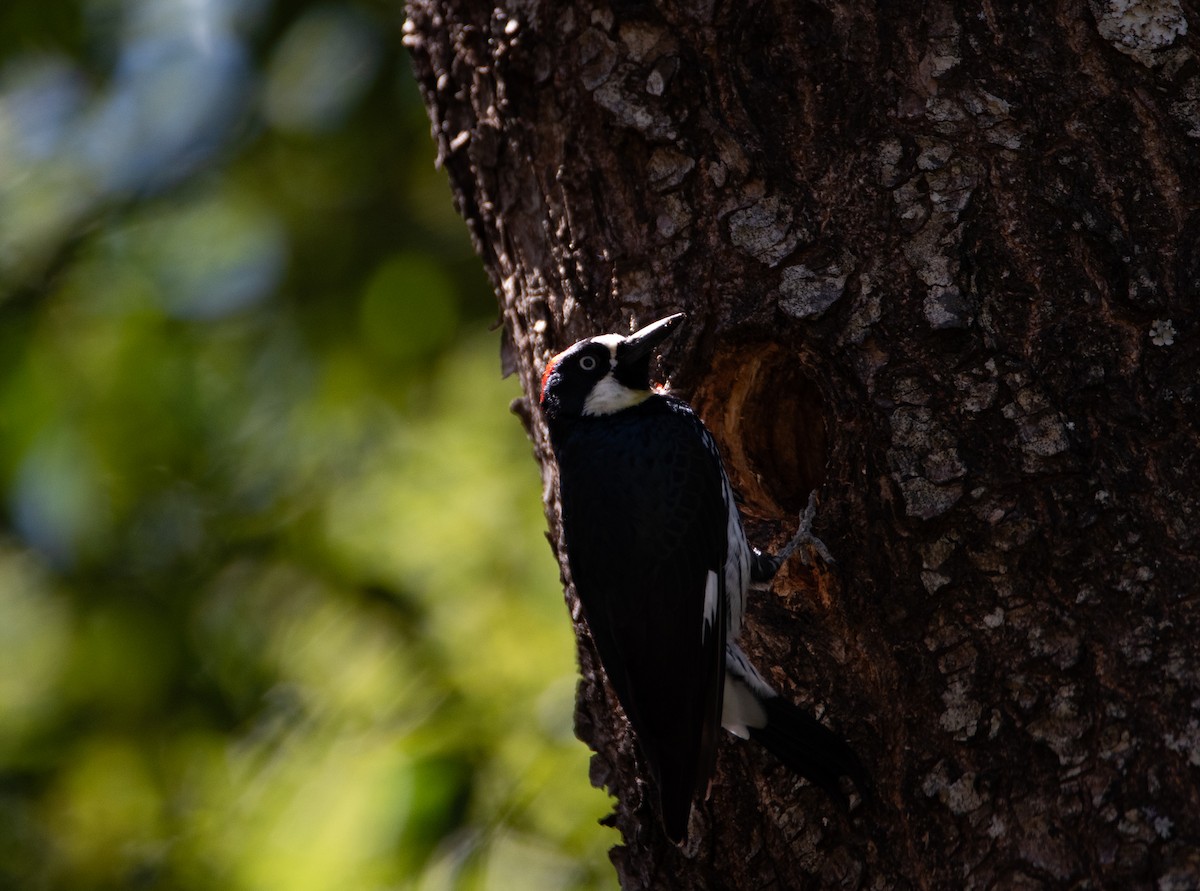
[[621, 313, 685, 362], [612, 313, 685, 392]]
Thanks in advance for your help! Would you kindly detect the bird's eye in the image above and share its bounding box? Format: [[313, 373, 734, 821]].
[[579, 355, 598, 371]]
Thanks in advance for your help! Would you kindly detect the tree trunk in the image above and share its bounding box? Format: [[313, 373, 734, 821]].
[[404, 1, 1200, 887]]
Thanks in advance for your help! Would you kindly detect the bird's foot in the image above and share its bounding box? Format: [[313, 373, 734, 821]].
[[779, 491, 836, 567], [751, 492, 835, 582]]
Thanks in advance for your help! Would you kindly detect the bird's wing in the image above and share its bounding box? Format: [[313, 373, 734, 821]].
[[558, 399, 728, 841]]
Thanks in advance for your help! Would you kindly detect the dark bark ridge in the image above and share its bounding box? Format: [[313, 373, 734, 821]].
[[406, 1, 1200, 887]]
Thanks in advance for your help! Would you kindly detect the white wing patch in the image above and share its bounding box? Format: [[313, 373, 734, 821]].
[[722, 642, 775, 737], [703, 569, 719, 633], [721, 675, 768, 739], [699, 423, 750, 639]]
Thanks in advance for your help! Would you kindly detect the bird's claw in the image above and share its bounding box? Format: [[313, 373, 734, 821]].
[[775, 491, 836, 567]]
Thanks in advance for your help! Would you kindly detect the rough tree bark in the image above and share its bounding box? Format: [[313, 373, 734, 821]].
[[405, 1, 1200, 887]]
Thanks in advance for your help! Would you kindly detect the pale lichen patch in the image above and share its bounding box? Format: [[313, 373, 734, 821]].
[[1164, 718, 1200, 766], [945, 773, 985, 815], [922, 570, 951, 593], [1028, 686, 1086, 764], [1169, 77, 1200, 137], [577, 27, 618, 89], [728, 195, 803, 266], [920, 535, 957, 570], [591, 80, 673, 139], [778, 264, 847, 319], [1092, 0, 1189, 67], [654, 194, 691, 239], [922, 761, 986, 815], [617, 21, 667, 62], [940, 677, 982, 737], [917, 141, 954, 171], [924, 286, 971, 328], [1015, 807, 1076, 881], [876, 138, 906, 186], [1150, 318, 1176, 345], [647, 147, 695, 191]]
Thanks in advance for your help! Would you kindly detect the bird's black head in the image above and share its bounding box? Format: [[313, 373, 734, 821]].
[[539, 313, 685, 423]]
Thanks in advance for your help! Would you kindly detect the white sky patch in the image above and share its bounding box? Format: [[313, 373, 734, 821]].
[[184, 0, 216, 54]]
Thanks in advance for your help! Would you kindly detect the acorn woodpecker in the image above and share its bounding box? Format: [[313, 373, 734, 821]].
[[539, 313, 867, 844]]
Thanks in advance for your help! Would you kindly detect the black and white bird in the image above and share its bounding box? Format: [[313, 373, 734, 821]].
[[539, 312, 867, 844]]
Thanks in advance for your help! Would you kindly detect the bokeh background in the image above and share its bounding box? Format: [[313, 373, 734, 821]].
[[0, 1, 618, 888]]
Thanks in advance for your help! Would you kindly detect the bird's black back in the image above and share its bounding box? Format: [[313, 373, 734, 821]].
[[551, 394, 729, 841]]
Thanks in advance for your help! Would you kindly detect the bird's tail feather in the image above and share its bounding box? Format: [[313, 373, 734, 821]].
[[747, 696, 870, 807], [653, 758, 695, 845]]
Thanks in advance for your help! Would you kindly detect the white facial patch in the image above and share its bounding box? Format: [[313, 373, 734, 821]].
[[581, 338, 650, 416], [582, 372, 653, 415], [590, 334, 624, 350]]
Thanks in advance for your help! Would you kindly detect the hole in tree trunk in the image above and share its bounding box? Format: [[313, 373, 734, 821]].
[[690, 343, 828, 517]]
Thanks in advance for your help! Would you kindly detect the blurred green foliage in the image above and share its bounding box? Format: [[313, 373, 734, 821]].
[[0, 1, 618, 889]]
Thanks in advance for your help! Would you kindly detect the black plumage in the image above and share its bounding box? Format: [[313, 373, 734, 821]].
[[555, 395, 728, 841]]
